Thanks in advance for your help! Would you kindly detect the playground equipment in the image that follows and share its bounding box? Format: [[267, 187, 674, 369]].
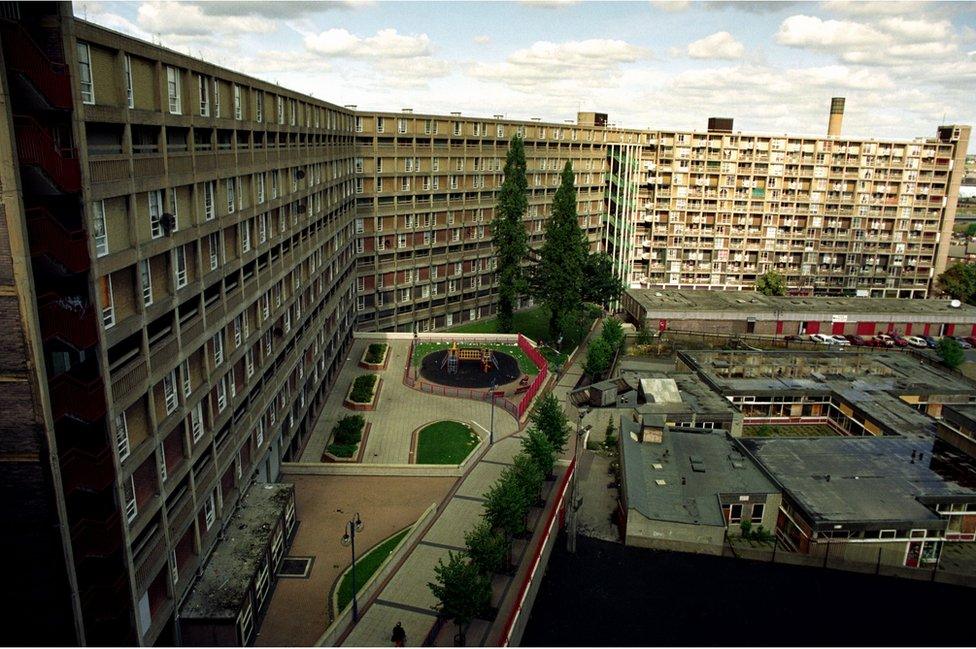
[[441, 341, 498, 374]]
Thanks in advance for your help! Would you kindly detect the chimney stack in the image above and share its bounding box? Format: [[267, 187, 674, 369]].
[[827, 97, 845, 137]]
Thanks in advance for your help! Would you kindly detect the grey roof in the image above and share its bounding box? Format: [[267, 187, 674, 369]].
[[620, 420, 778, 527], [632, 373, 739, 422], [627, 289, 976, 321], [741, 437, 976, 529], [639, 378, 681, 404], [181, 483, 294, 620]]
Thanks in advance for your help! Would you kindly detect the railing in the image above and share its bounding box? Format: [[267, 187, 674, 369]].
[[516, 334, 548, 419], [133, 531, 167, 592], [0, 23, 72, 108], [26, 206, 90, 273], [13, 115, 81, 192], [110, 355, 148, 404], [166, 491, 194, 539], [37, 295, 98, 350]]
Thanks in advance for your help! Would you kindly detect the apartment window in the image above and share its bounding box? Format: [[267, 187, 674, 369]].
[[213, 77, 220, 117], [400, 288, 410, 303], [450, 175, 459, 189], [166, 66, 182, 114], [256, 173, 265, 204], [261, 293, 270, 320], [158, 443, 167, 482], [173, 246, 188, 289], [233, 315, 243, 347], [190, 402, 204, 442], [91, 200, 108, 256], [139, 259, 153, 306], [258, 213, 267, 243], [240, 220, 251, 253], [226, 179, 235, 214], [454, 261, 462, 275], [233, 84, 242, 120], [398, 118, 407, 134], [497, 124, 504, 138], [245, 348, 254, 378], [751, 503, 764, 523], [255, 90, 263, 122], [277, 96, 284, 124], [729, 503, 743, 523], [208, 232, 220, 270], [401, 177, 410, 192], [355, 116, 363, 133], [100, 276, 114, 327], [289, 99, 296, 126], [197, 74, 210, 116], [271, 170, 279, 198], [354, 157, 363, 174], [122, 54, 133, 108], [203, 492, 216, 531], [181, 359, 192, 397], [115, 412, 130, 461], [217, 375, 228, 411], [398, 234, 407, 249], [77, 43, 94, 104], [256, 418, 265, 448], [123, 476, 137, 523], [168, 190, 179, 232], [163, 370, 178, 414], [453, 121, 461, 136], [376, 117, 385, 133], [432, 158, 439, 172], [148, 190, 164, 239], [212, 332, 224, 366]]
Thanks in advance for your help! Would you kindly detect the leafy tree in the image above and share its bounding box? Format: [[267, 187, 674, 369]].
[[464, 520, 510, 575], [604, 416, 617, 452], [483, 470, 530, 538], [755, 271, 787, 296], [533, 162, 588, 340], [635, 326, 653, 346], [937, 262, 976, 304], [492, 135, 530, 332], [937, 337, 966, 369], [427, 552, 492, 646], [582, 252, 624, 307], [530, 392, 570, 453], [583, 337, 613, 378], [511, 453, 545, 506], [601, 317, 624, 350], [521, 427, 556, 479], [965, 223, 976, 237]]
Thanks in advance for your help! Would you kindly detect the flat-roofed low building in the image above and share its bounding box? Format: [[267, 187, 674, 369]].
[[937, 405, 976, 463], [623, 289, 976, 338], [618, 420, 781, 554], [740, 436, 976, 567]]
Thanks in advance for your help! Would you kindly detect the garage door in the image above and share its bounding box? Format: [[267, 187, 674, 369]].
[[805, 321, 820, 334], [831, 322, 845, 335], [856, 321, 875, 336]]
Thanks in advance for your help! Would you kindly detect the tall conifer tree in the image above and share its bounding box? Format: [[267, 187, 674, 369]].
[[492, 135, 529, 332]]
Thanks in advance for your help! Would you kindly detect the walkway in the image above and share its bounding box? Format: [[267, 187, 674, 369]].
[[300, 339, 518, 464]]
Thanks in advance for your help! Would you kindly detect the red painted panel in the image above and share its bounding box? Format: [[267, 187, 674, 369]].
[[887, 322, 895, 333], [923, 323, 931, 336], [806, 321, 820, 334], [971, 324, 976, 336], [905, 323, 913, 335], [658, 319, 667, 332], [856, 321, 875, 336], [776, 320, 784, 335], [831, 322, 845, 335], [946, 324, 956, 336]]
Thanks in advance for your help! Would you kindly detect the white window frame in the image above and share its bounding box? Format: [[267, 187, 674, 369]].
[[212, 332, 224, 366], [233, 83, 242, 120], [115, 411, 130, 461], [213, 77, 220, 117], [190, 402, 204, 442], [139, 259, 153, 306], [198, 74, 210, 116], [163, 369, 178, 414], [77, 42, 94, 104], [166, 66, 182, 114], [226, 178, 235, 214], [124, 475, 137, 523], [148, 190, 164, 239], [203, 492, 216, 530], [181, 359, 192, 397], [101, 276, 115, 327], [173, 245, 188, 289], [123, 54, 133, 108], [92, 200, 108, 256]]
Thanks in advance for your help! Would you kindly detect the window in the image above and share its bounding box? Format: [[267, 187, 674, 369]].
[[226, 178, 235, 214], [256, 173, 265, 203], [376, 117, 384, 133], [173, 246, 187, 289], [190, 402, 204, 441], [212, 332, 224, 366], [277, 96, 284, 124], [139, 259, 153, 306], [91, 200, 108, 256], [163, 370, 178, 414], [213, 77, 220, 117], [216, 375, 228, 411], [168, 189, 179, 232], [123, 54, 133, 108], [158, 443, 167, 482], [258, 213, 267, 243], [77, 43, 94, 104], [245, 348, 254, 378], [355, 116, 363, 133], [208, 232, 220, 270], [433, 158, 439, 172], [203, 492, 216, 531], [166, 66, 181, 114], [751, 503, 764, 523], [233, 84, 242, 120], [240, 221, 251, 253], [255, 90, 263, 122], [203, 181, 215, 221], [148, 190, 164, 239], [453, 121, 461, 136], [199, 74, 210, 116], [123, 476, 137, 523], [398, 118, 407, 134], [497, 124, 504, 138], [729, 503, 743, 523], [170, 548, 179, 585], [115, 412, 130, 461], [181, 359, 192, 397], [233, 315, 243, 347], [100, 276, 114, 327]]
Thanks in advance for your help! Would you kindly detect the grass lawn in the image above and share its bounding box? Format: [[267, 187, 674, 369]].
[[416, 421, 480, 464], [336, 528, 410, 613], [446, 304, 597, 352], [743, 423, 839, 438], [411, 341, 540, 376]]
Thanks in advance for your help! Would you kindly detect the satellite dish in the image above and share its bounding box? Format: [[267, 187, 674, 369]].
[[950, 299, 961, 308]]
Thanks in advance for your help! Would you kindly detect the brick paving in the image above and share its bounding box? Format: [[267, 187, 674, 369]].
[[300, 339, 519, 464], [255, 474, 455, 647]]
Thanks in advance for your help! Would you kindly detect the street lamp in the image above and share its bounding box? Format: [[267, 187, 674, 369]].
[[489, 377, 497, 446], [340, 513, 364, 622], [567, 407, 589, 553]]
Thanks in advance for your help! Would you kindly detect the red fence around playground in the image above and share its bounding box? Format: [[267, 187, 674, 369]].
[[403, 335, 549, 422]]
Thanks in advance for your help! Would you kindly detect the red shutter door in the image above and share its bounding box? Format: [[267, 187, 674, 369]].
[[776, 320, 784, 335], [831, 322, 845, 335], [946, 324, 956, 336], [905, 323, 913, 335], [806, 321, 820, 334], [856, 321, 875, 336], [923, 323, 931, 336]]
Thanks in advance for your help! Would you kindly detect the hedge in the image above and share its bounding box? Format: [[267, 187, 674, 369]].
[[365, 343, 387, 364], [350, 374, 378, 403]]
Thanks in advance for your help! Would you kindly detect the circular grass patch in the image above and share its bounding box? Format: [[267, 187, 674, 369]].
[[416, 420, 480, 464]]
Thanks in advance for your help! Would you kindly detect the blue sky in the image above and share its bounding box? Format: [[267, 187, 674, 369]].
[[77, 1, 976, 150]]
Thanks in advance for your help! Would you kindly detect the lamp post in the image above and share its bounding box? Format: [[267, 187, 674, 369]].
[[567, 407, 589, 553], [489, 378, 497, 446], [340, 513, 364, 622]]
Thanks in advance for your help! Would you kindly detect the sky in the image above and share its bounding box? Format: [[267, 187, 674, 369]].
[[74, 0, 976, 151]]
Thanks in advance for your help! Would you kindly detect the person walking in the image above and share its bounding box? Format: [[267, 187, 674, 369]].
[[391, 621, 406, 647]]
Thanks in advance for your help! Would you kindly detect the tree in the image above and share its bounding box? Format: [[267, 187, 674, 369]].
[[533, 162, 588, 340], [464, 520, 510, 575], [427, 551, 491, 646], [635, 326, 653, 346], [603, 416, 617, 452], [937, 337, 966, 369], [510, 453, 545, 508], [582, 252, 624, 307], [937, 262, 976, 304], [965, 223, 976, 238], [521, 426, 556, 479], [756, 271, 786, 296], [530, 392, 570, 453], [601, 317, 624, 351], [492, 135, 529, 332], [583, 337, 613, 378], [483, 470, 530, 538]]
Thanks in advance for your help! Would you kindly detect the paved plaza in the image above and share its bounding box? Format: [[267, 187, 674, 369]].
[[299, 338, 519, 464]]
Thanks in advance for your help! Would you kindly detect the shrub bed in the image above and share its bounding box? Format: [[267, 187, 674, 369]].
[[349, 374, 378, 403], [324, 415, 365, 459], [364, 343, 387, 364]]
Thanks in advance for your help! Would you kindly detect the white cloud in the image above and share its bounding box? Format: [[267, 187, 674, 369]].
[[877, 16, 953, 42], [304, 28, 432, 59], [474, 35, 491, 45], [821, 0, 923, 16], [776, 14, 885, 48], [686, 31, 745, 59], [650, 0, 691, 12], [137, 1, 275, 35], [198, 1, 368, 18]]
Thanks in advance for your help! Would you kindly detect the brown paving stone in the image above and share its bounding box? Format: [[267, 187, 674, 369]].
[[255, 474, 456, 647]]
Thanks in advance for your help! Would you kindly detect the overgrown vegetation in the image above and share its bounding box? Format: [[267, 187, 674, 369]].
[[349, 374, 378, 403], [756, 270, 787, 296], [739, 520, 774, 544], [937, 336, 966, 369], [326, 414, 365, 458], [364, 343, 387, 364]]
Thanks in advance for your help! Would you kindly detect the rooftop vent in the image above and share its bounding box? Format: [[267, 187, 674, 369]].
[[401, 108, 413, 113], [344, 104, 357, 110], [531, 117, 541, 121], [450, 111, 461, 116], [493, 114, 503, 119], [654, 479, 667, 486]]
